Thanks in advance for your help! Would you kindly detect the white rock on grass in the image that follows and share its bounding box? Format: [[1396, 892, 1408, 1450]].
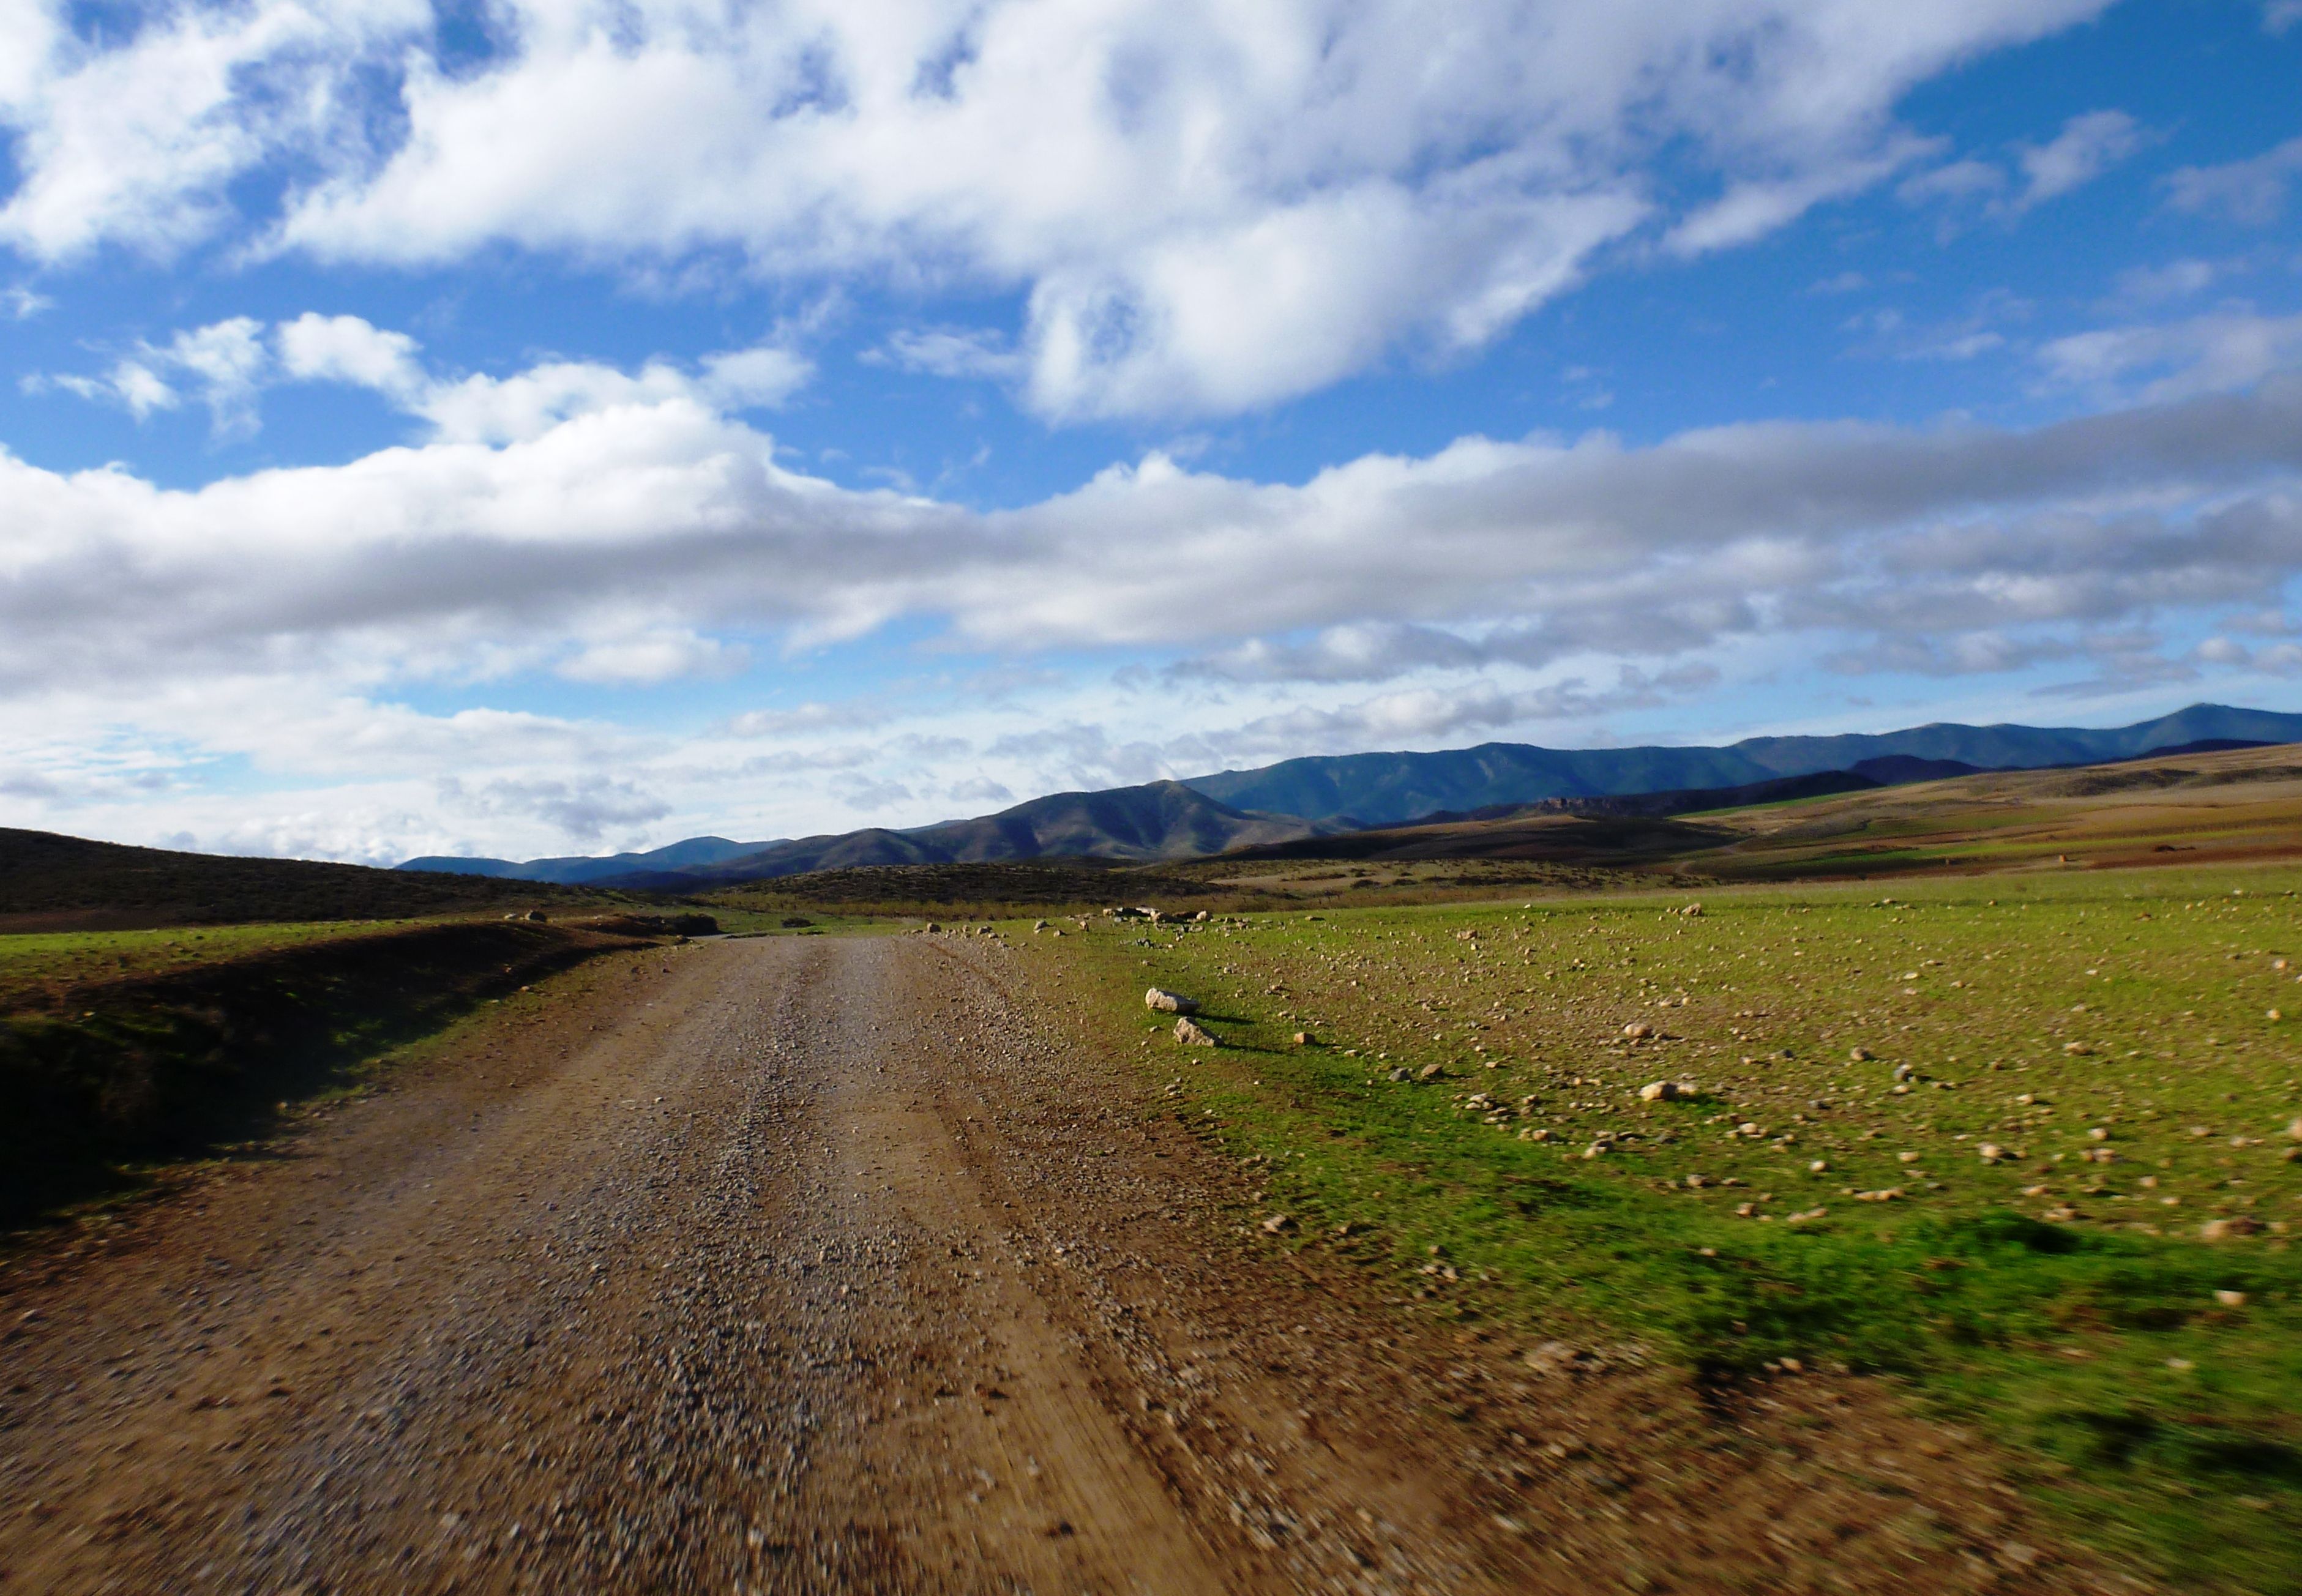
[[1175, 1017, 1219, 1046], [1145, 988, 1200, 1015], [2200, 1216, 2262, 1240]]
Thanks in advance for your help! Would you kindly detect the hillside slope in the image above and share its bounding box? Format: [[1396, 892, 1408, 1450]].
[[1, 829, 608, 931], [1182, 704, 2302, 824], [393, 703, 2302, 884], [398, 835, 769, 885], [1210, 740, 2302, 879], [616, 780, 1325, 886]]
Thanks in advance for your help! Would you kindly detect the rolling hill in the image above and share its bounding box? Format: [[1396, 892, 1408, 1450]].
[[604, 780, 1329, 887], [0, 827, 610, 931], [1211, 740, 2302, 881], [400, 835, 763, 884], [1180, 703, 2302, 824], [395, 703, 2302, 884]]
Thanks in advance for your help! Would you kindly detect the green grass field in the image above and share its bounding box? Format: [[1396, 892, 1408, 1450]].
[[1022, 866, 2302, 1592]]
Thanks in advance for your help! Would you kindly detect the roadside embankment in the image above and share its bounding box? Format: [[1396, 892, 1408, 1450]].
[[0, 915, 704, 1225]]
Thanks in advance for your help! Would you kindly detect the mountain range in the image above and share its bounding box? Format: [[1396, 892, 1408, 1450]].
[[397, 703, 2302, 887]]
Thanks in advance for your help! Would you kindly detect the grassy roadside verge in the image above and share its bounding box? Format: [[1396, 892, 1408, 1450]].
[[1009, 868, 2302, 1592], [0, 916, 690, 1227]]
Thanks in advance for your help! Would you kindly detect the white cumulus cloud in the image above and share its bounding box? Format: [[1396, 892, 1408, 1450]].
[[0, 0, 2116, 420]]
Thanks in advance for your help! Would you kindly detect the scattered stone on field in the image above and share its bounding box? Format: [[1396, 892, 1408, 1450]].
[[1175, 1017, 1219, 1047], [2043, 1204, 2080, 1222], [1456, 928, 1479, 941], [1809, 1160, 1829, 1173], [2201, 1215, 2263, 1240], [1897, 1151, 1921, 1163], [1638, 1080, 1686, 1102], [1978, 1142, 2006, 1163], [1683, 1173, 1710, 1188], [1033, 920, 1048, 931], [1621, 1022, 1654, 1040], [1892, 1062, 1915, 1083], [1519, 1126, 1552, 1141], [1145, 988, 1200, 1015], [1523, 1341, 1595, 1378], [1848, 1046, 1874, 1062], [1418, 1062, 1446, 1081], [1260, 1214, 1293, 1234], [1389, 1067, 1412, 1083], [1680, 902, 1703, 917], [1292, 1031, 1314, 1046], [2287, 1116, 2302, 1141], [2216, 1289, 2249, 1307], [2063, 1041, 2093, 1056]]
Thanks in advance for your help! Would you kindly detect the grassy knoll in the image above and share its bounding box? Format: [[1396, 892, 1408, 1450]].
[[1016, 866, 2302, 1591]]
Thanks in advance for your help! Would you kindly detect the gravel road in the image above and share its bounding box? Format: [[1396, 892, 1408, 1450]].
[[0, 933, 2099, 1593]]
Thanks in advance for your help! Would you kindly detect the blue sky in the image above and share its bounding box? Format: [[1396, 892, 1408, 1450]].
[[2, 0, 2300, 863]]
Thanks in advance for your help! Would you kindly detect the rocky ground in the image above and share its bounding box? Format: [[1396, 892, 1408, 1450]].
[[0, 933, 2117, 1593]]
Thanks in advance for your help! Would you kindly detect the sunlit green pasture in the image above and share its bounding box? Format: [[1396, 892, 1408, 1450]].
[[1027, 866, 2302, 1591]]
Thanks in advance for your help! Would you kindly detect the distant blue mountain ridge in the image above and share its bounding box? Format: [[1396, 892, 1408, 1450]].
[[1180, 701, 2302, 824], [397, 835, 762, 885], [395, 702, 2302, 886]]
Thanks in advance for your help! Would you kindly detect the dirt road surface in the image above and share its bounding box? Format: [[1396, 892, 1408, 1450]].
[[0, 934, 2107, 1593]]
